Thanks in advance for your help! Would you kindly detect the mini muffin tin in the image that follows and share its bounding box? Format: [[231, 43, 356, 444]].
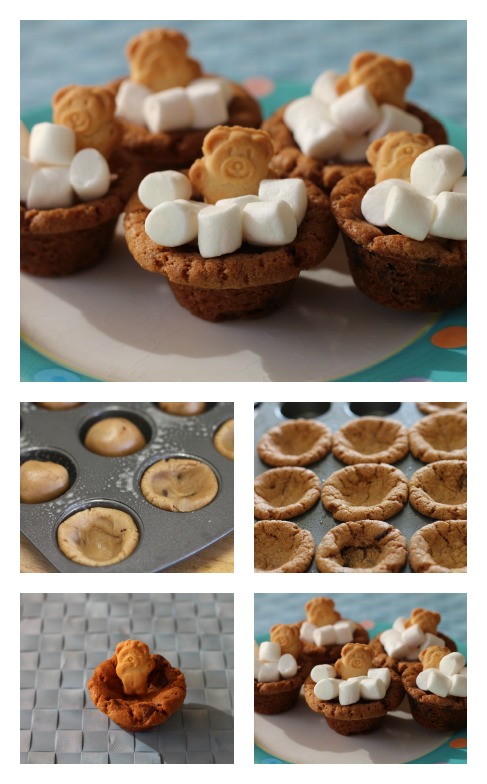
[[20, 402, 234, 572], [254, 402, 466, 573]]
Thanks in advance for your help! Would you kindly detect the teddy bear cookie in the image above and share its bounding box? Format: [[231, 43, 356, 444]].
[[402, 645, 467, 731], [52, 85, 122, 158], [106, 26, 262, 172], [335, 52, 413, 109], [88, 639, 186, 731], [370, 607, 457, 672], [366, 130, 435, 182], [270, 624, 303, 660]]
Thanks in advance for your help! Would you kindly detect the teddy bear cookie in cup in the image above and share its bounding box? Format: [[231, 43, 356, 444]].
[[254, 631, 304, 714], [124, 124, 338, 321], [108, 27, 262, 173], [21, 85, 139, 276]]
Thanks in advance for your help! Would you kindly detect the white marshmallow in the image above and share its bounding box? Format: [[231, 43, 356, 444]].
[[189, 76, 233, 104], [367, 668, 391, 690], [313, 625, 337, 647], [310, 664, 336, 682], [198, 203, 242, 258], [278, 653, 298, 679], [330, 85, 379, 137], [21, 120, 30, 157], [115, 79, 152, 125], [429, 191, 467, 240], [259, 641, 281, 662], [26, 166, 75, 210], [293, 114, 345, 159], [379, 629, 410, 659], [216, 195, 260, 216], [452, 176, 467, 195], [439, 652, 466, 677], [311, 70, 339, 104], [449, 673, 467, 698], [416, 667, 451, 698], [258, 178, 308, 226], [300, 621, 317, 643], [145, 199, 203, 246], [384, 183, 435, 241], [283, 96, 329, 134], [258, 661, 280, 683], [339, 134, 370, 162], [392, 617, 407, 633], [20, 156, 39, 202], [410, 145, 466, 196], [29, 122, 76, 166], [243, 200, 297, 246], [347, 676, 367, 684], [187, 81, 229, 128], [314, 678, 340, 701], [138, 170, 192, 210], [338, 678, 362, 706], [360, 677, 387, 701], [419, 633, 449, 652], [69, 148, 110, 201], [368, 103, 422, 142], [361, 179, 415, 226], [254, 658, 262, 679], [334, 620, 355, 644], [144, 87, 193, 133], [402, 623, 426, 648], [460, 666, 468, 676]]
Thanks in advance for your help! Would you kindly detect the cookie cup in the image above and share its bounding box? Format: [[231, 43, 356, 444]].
[[402, 662, 466, 731], [254, 671, 304, 714]]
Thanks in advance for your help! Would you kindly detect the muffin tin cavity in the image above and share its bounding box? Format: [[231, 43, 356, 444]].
[[348, 402, 401, 417], [156, 402, 214, 416], [79, 407, 153, 455], [20, 401, 234, 572], [280, 402, 331, 419]]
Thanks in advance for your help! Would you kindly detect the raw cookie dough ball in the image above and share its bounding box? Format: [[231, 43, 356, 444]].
[[20, 459, 70, 503], [141, 457, 218, 511], [84, 417, 146, 456], [57, 506, 139, 567], [36, 402, 82, 410], [158, 402, 206, 415], [213, 418, 234, 460]]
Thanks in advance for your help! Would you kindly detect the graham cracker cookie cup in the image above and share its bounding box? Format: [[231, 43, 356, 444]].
[[254, 670, 304, 714], [254, 466, 321, 520], [409, 520, 467, 573], [315, 520, 407, 573], [402, 662, 466, 732], [254, 520, 315, 573], [257, 418, 332, 467], [409, 412, 467, 463], [409, 460, 467, 520], [417, 402, 467, 415], [321, 463, 409, 521], [332, 416, 409, 465]]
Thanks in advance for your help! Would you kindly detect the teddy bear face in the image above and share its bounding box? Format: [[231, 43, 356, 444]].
[[305, 597, 341, 627], [366, 130, 435, 182], [419, 645, 451, 670], [126, 28, 202, 92], [270, 624, 302, 658], [335, 642, 374, 679], [52, 85, 121, 159], [337, 51, 413, 109], [115, 639, 156, 696], [405, 607, 441, 634]]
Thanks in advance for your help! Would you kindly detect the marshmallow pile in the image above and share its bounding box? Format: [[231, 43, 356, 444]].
[[141, 171, 308, 257], [311, 662, 391, 705], [416, 652, 467, 698], [380, 616, 446, 660], [254, 640, 299, 683], [284, 72, 422, 161], [362, 145, 467, 241], [116, 76, 232, 133], [299, 619, 355, 647], [20, 121, 111, 210]]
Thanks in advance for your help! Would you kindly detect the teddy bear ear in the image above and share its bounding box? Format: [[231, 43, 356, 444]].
[[340, 642, 355, 656], [202, 125, 231, 156], [115, 641, 126, 655], [188, 158, 206, 191], [351, 51, 377, 70], [52, 85, 76, 107], [397, 59, 414, 86], [366, 137, 385, 166]]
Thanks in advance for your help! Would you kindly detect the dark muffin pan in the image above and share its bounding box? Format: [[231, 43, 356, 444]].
[[254, 402, 466, 573], [21, 402, 234, 572]]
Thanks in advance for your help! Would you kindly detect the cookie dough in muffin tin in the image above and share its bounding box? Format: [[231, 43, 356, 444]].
[[20, 402, 234, 572], [254, 402, 466, 573]]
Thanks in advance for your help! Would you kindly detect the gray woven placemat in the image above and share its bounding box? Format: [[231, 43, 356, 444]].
[[20, 593, 234, 764]]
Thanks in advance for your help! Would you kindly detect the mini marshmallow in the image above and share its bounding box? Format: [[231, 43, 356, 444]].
[[115, 79, 152, 125], [259, 641, 281, 662], [293, 114, 345, 159], [310, 664, 336, 682], [145, 199, 203, 246], [361, 179, 415, 226], [330, 85, 380, 137], [283, 96, 329, 134], [314, 678, 340, 701], [334, 620, 355, 644], [379, 629, 410, 660], [254, 658, 262, 679], [138, 170, 193, 210], [21, 120, 30, 157], [186, 81, 229, 129], [216, 195, 260, 215], [360, 677, 387, 701], [339, 135, 370, 162], [69, 148, 111, 201], [144, 87, 193, 133], [452, 176, 467, 195], [26, 166, 75, 210], [300, 622, 317, 644], [449, 673, 467, 698], [189, 76, 233, 104], [392, 617, 407, 634], [410, 145, 466, 196], [198, 203, 242, 258], [384, 183, 435, 241], [367, 668, 391, 690], [243, 200, 297, 246], [278, 653, 298, 679], [258, 178, 308, 226], [402, 623, 426, 649], [29, 122, 76, 166], [429, 191, 467, 240], [460, 666, 467, 676], [338, 678, 362, 706], [438, 652, 465, 677], [20, 156, 39, 202], [313, 625, 337, 647], [258, 661, 280, 683], [368, 104, 423, 142], [419, 633, 448, 652], [311, 70, 339, 105], [416, 667, 450, 698]]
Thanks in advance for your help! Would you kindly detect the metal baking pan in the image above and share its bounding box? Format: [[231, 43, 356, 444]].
[[254, 401, 465, 573], [21, 402, 234, 572]]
